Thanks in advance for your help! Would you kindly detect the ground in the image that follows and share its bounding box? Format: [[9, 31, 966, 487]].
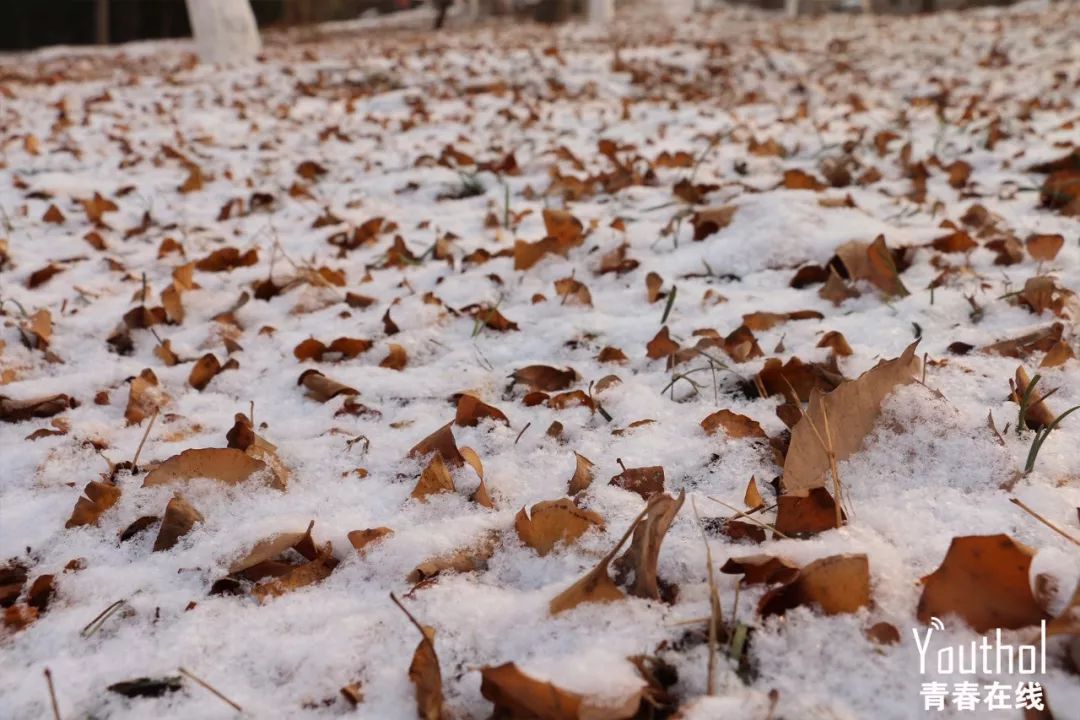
[[1, 1, 1079, 719]]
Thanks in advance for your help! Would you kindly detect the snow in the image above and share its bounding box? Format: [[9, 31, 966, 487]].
[[1, 1, 1079, 718]]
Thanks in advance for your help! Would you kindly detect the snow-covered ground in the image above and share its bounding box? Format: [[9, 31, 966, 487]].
[[1, 2, 1079, 718]]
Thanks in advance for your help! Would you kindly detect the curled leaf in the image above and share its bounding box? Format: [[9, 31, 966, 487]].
[[515, 499, 604, 556]]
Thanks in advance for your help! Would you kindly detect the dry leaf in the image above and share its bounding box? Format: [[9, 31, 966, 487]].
[[720, 555, 800, 585], [125, 368, 165, 425], [774, 487, 845, 536], [691, 205, 737, 241], [455, 393, 509, 427], [701, 410, 765, 439], [380, 344, 408, 370], [348, 527, 393, 555], [613, 491, 685, 601], [515, 499, 604, 556], [744, 476, 764, 510], [228, 523, 315, 575], [759, 554, 870, 617], [409, 422, 465, 468], [143, 448, 268, 487], [152, 495, 204, 551], [66, 481, 121, 528], [782, 342, 920, 492], [408, 532, 499, 583], [568, 452, 595, 494], [252, 543, 336, 602], [480, 662, 642, 720], [835, 235, 909, 297], [917, 534, 1047, 632], [512, 365, 576, 392], [412, 455, 455, 501], [1010, 366, 1055, 430], [1, 393, 73, 423], [609, 465, 665, 499], [1026, 233, 1064, 262], [297, 369, 359, 402]]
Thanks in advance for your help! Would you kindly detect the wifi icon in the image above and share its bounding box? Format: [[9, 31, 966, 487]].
[[929, 617, 945, 631]]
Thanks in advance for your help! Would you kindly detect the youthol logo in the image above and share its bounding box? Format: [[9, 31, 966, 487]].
[[912, 618, 1047, 712]]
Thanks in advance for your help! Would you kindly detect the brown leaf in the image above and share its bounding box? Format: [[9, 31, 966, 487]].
[[759, 554, 870, 617], [1, 393, 73, 423], [409, 422, 464, 468], [455, 393, 509, 427], [42, 204, 65, 224], [228, 523, 315, 575], [412, 455, 455, 501], [609, 465, 665, 500], [65, 481, 121, 528], [931, 230, 977, 254], [744, 476, 765, 510], [294, 337, 373, 361], [835, 235, 909, 297], [542, 208, 585, 250], [917, 535, 1047, 632], [756, 356, 843, 402], [817, 331, 854, 357], [515, 499, 604, 556], [479, 662, 642, 720], [152, 495, 204, 551], [818, 266, 860, 305], [80, 192, 119, 223], [614, 491, 685, 601], [195, 247, 258, 272], [348, 527, 393, 555], [512, 365, 576, 392], [252, 543, 336, 602], [514, 237, 564, 271], [1011, 366, 1055, 430], [380, 344, 408, 370], [568, 452, 595, 495], [1018, 276, 1072, 317], [783, 169, 826, 191], [188, 354, 224, 391], [554, 276, 592, 306], [407, 532, 498, 583], [720, 555, 800, 585], [143, 448, 268, 487], [179, 166, 204, 193], [982, 323, 1064, 359], [1040, 340, 1075, 368], [645, 272, 664, 304], [946, 160, 972, 188], [866, 622, 901, 645], [782, 342, 920, 492], [1023, 234, 1064, 262], [297, 369, 359, 402], [701, 410, 765, 439], [646, 326, 679, 360], [27, 264, 64, 288], [774, 487, 845, 536], [691, 205, 737, 241]]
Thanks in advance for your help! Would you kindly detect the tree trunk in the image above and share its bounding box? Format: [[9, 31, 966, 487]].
[[94, 0, 110, 45], [184, 0, 261, 64]]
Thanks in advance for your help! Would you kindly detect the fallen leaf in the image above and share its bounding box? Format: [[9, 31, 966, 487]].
[[143, 448, 268, 487], [412, 455, 455, 501], [408, 532, 498, 583], [774, 487, 845, 536], [720, 555, 800, 585], [782, 342, 920, 492], [515, 499, 604, 556], [614, 491, 685, 601], [66, 481, 121, 528], [409, 422, 465, 468], [512, 365, 576, 392], [1010, 366, 1055, 430], [348, 527, 393, 555], [1, 393, 73, 423], [744, 476, 764, 510], [568, 452, 595, 494], [125, 368, 165, 425], [917, 534, 1047, 632], [1026, 234, 1064, 262], [455, 393, 509, 427], [609, 464, 665, 499], [297, 369, 359, 402], [229, 523, 315, 575], [152, 495, 204, 551], [380, 344, 408, 370], [252, 543, 336, 602], [480, 662, 642, 720], [759, 554, 870, 617], [834, 235, 909, 297], [691, 205, 737, 241], [543, 208, 585, 249], [701, 410, 765, 439], [108, 677, 183, 698]]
